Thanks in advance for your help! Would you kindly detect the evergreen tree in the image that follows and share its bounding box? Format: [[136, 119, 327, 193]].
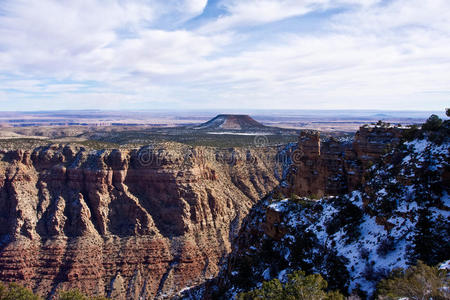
[[413, 209, 450, 266], [0, 282, 41, 300], [422, 114, 442, 131], [377, 261, 449, 300], [58, 290, 108, 300], [238, 270, 344, 300]]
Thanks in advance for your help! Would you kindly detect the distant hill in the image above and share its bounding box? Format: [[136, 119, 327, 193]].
[[193, 114, 267, 131]]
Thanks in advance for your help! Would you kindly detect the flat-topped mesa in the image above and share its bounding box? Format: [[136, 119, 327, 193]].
[[289, 125, 405, 198], [193, 114, 267, 131]]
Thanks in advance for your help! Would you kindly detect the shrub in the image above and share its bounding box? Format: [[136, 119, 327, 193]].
[[59, 290, 88, 300], [0, 284, 107, 300], [403, 124, 421, 141], [359, 247, 370, 260], [273, 190, 284, 200], [237, 278, 284, 300], [289, 193, 300, 201], [231, 256, 257, 291], [412, 209, 450, 266], [326, 290, 345, 300], [284, 272, 328, 300], [422, 114, 442, 131], [321, 250, 350, 292], [58, 290, 108, 300], [325, 199, 363, 243], [376, 237, 395, 257], [0, 282, 41, 300], [376, 261, 449, 300], [237, 270, 345, 300], [294, 199, 313, 208]]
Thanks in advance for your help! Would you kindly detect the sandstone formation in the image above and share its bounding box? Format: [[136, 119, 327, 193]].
[[287, 126, 404, 198], [0, 125, 406, 299], [0, 143, 282, 299], [207, 125, 449, 299]]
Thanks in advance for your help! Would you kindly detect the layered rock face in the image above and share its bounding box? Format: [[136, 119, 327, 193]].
[[0, 143, 281, 299], [209, 127, 449, 299], [288, 126, 403, 197], [0, 125, 406, 298]]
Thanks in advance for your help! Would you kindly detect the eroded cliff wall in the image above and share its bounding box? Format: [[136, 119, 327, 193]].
[[287, 126, 403, 197], [0, 143, 281, 299], [0, 125, 407, 299]]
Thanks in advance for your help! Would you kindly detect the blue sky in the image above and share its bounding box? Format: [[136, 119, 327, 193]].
[[0, 0, 449, 111]]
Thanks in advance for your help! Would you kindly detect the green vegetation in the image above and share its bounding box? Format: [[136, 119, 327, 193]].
[[80, 128, 299, 148], [376, 261, 449, 300], [412, 209, 449, 266], [403, 124, 421, 141], [289, 193, 317, 208], [272, 190, 285, 200], [289, 193, 300, 201], [0, 138, 119, 151], [0, 283, 108, 300], [237, 270, 344, 300], [0, 138, 50, 151], [421, 114, 443, 131], [325, 197, 363, 243], [0, 130, 300, 150], [0, 282, 41, 300], [374, 120, 391, 128], [403, 113, 449, 144]]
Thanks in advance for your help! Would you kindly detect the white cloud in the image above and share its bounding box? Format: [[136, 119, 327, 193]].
[[199, 0, 382, 33], [181, 0, 208, 15], [0, 0, 449, 110]]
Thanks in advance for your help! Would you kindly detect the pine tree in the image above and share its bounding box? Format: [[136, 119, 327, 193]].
[[238, 270, 345, 300], [0, 282, 41, 300], [377, 261, 449, 300]]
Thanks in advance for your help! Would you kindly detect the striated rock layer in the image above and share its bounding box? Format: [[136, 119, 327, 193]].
[[209, 130, 449, 299], [286, 126, 404, 198], [0, 125, 406, 299], [0, 143, 282, 299]]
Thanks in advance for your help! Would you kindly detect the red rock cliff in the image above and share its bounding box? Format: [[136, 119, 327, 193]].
[[289, 126, 404, 197], [0, 143, 281, 299]]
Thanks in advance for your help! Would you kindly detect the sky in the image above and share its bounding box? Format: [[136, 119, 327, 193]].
[[0, 0, 449, 111]]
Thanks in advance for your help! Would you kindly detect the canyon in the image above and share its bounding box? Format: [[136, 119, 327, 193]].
[[211, 124, 449, 298], [0, 123, 408, 299]]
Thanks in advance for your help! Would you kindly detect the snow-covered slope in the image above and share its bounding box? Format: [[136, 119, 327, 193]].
[[216, 134, 449, 298]]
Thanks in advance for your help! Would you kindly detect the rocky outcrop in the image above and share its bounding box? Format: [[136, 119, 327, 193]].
[[264, 205, 288, 240], [0, 125, 410, 298], [288, 126, 404, 198], [210, 130, 449, 299], [0, 143, 282, 299], [353, 125, 403, 167]]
